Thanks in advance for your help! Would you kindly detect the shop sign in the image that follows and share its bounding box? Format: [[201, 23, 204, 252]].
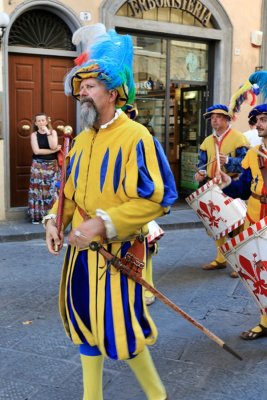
[[127, 0, 212, 27]]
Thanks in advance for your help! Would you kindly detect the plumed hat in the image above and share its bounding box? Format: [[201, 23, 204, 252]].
[[228, 71, 267, 120], [64, 23, 135, 108], [203, 104, 231, 119], [124, 103, 138, 120], [248, 103, 267, 124]]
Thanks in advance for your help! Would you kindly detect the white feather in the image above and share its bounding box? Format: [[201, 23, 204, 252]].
[[72, 23, 109, 47]]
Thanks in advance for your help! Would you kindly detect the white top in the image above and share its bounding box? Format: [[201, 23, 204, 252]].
[[243, 129, 262, 147]]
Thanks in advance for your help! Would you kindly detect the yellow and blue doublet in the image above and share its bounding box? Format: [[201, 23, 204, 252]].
[[198, 128, 249, 178], [223, 146, 267, 225], [50, 112, 177, 360]]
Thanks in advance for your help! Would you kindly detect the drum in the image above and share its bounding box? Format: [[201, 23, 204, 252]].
[[147, 220, 164, 245], [185, 178, 247, 240], [220, 216, 267, 314]]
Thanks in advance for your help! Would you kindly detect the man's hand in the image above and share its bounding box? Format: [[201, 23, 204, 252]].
[[219, 153, 228, 167], [195, 171, 206, 183], [68, 217, 106, 249], [45, 219, 64, 255], [215, 171, 231, 189]]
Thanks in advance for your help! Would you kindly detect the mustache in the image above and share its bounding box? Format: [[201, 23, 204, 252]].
[[80, 96, 95, 107], [80, 97, 99, 130]]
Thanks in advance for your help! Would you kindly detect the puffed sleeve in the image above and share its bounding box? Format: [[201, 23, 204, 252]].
[[107, 135, 178, 238]]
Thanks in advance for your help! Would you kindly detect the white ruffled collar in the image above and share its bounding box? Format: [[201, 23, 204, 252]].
[[100, 109, 122, 129]]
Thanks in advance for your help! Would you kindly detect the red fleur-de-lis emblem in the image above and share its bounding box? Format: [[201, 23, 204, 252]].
[[239, 254, 267, 298], [197, 200, 226, 228]]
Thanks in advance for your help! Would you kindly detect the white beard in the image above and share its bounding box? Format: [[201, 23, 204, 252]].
[[80, 97, 99, 130]]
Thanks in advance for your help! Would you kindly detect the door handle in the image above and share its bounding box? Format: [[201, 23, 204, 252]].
[[22, 125, 30, 130]]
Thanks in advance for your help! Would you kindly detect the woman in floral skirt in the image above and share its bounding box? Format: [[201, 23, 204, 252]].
[[27, 113, 61, 224]]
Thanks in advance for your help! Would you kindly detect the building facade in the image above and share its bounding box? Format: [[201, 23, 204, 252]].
[[0, 0, 265, 220]]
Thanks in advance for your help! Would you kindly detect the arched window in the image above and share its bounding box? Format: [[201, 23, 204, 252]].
[[8, 9, 75, 50]]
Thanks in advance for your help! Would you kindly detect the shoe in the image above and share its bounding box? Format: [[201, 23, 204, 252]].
[[240, 324, 267, 340], [202, 260, 227, 270], [230, 271, 239, 278], [145, 293, 156, 306], [32, 220, 40, 224]]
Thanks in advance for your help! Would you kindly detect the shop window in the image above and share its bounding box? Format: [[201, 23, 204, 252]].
[[170, 41, 208, 83], [8, 10, 75, 50], [132, 36, 167, 145]]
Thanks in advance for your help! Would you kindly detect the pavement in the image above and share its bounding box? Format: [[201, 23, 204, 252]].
[[0, 200, 202, 243], [1, 203, 267, 399]]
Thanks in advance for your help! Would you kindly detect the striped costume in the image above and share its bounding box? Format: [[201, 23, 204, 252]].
[[223, 145, 267, 226], [50, 112, 177, 360], [198, 127, 249, 179]]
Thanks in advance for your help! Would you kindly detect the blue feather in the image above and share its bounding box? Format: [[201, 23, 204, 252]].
[[249, 71, 267, 99]]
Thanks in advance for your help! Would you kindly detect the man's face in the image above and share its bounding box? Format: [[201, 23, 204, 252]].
[[79, 78, 116, 129], [210, 113, 229, 131], [256, 114, 267, 137]]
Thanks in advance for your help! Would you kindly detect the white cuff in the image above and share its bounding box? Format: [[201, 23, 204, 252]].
[[96, 209, 117, 239], [42, 213, 57, 229]]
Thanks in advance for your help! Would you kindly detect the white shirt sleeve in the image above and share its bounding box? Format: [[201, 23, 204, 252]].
[[96, 209, 117, 239]]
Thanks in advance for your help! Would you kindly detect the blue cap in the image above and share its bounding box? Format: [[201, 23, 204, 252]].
[[248, 103, 267, 124], [203, 104, 231, 119]]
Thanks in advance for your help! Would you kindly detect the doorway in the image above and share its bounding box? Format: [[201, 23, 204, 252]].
[[9, 54, 76, 207], [129, 33, 210, 194]]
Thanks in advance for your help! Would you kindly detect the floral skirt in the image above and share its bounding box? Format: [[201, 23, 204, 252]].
[[27, 159, 60, 222]]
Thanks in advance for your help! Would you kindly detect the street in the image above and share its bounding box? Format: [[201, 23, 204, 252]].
[[0, 228, 266, 400]]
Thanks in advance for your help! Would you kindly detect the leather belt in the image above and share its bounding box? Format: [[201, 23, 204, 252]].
[[77, 205, 90, 220], [251, 192, 267, 204]]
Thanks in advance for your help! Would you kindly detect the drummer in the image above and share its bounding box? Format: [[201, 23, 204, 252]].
[[219, 103, 267, 340], [195, 104, 249, 277]]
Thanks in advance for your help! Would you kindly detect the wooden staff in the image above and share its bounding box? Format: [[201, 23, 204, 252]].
[[89, 241, 243, 361], [55, 125, 73, 251]]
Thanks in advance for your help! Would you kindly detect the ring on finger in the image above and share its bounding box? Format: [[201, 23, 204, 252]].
[[74, 230, 87, 239]]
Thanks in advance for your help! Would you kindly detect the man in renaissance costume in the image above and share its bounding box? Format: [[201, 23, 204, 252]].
[[219, 103, 267, 340], [43, 23, 177, 399], [195, 104, 249, 277]]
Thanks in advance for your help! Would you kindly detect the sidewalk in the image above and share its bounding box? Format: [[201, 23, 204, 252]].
[[0, 202, 202, 243], [0, 227, 265, 400]]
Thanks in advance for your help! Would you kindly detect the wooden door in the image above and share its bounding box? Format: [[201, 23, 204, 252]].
[[9, 54, 76, 207]]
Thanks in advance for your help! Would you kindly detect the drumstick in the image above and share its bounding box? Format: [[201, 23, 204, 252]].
[[196, 159, 217, 171], [215, 142, 221, 172], [187, 159, 217, 172], [215, 142, 222, 184]]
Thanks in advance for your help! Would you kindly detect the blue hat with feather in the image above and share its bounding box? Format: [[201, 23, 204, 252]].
[[64, 24, 135, 109]]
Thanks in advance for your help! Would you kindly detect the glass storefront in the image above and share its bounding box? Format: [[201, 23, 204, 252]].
[[129, 33, 210, 195]]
